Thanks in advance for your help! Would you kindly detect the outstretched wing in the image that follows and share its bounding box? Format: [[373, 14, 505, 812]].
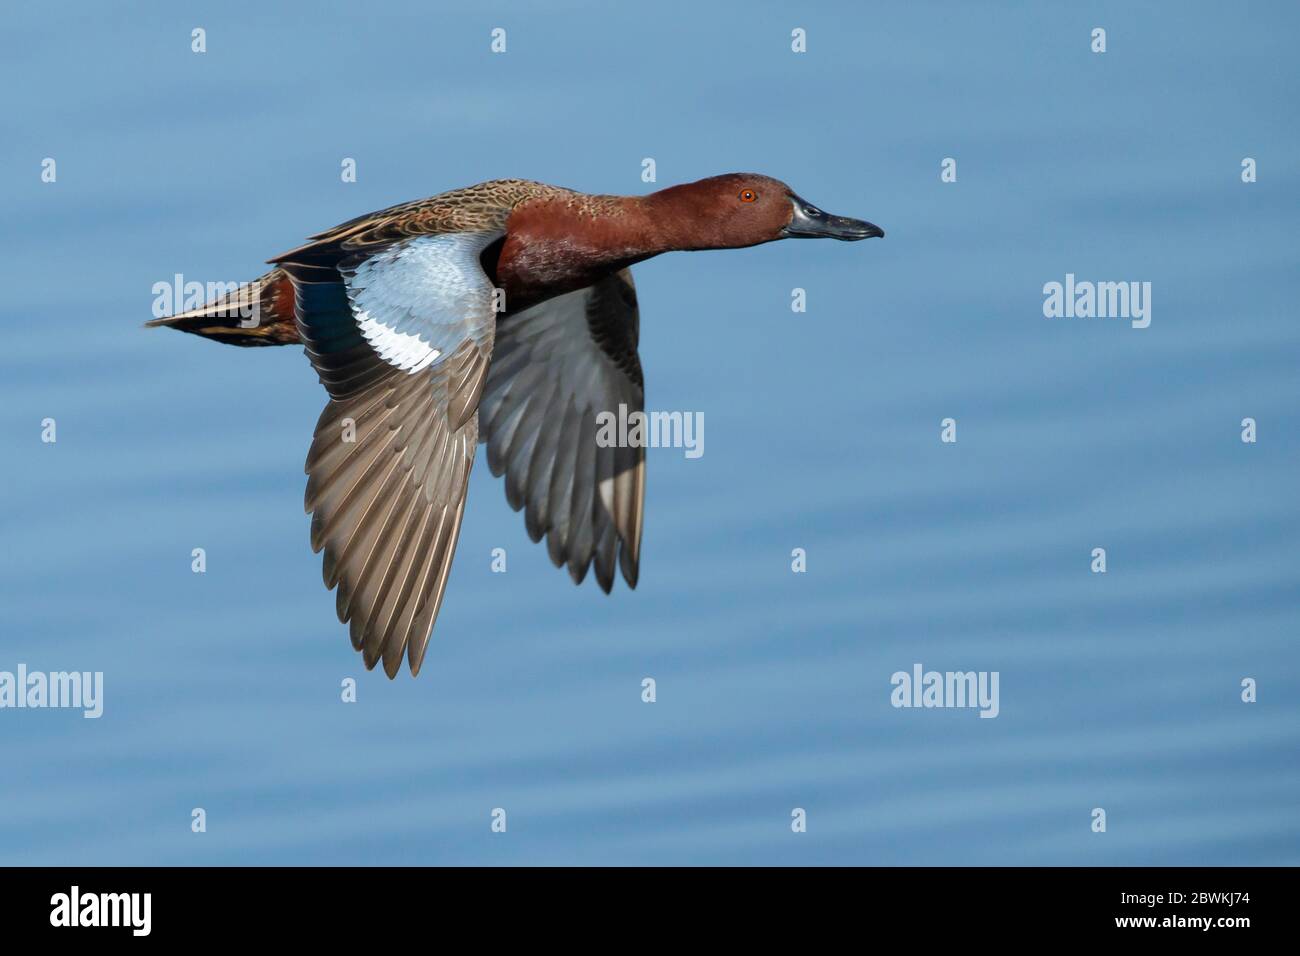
[[280, 230, 502, 677], [479, 270, 646, 593]]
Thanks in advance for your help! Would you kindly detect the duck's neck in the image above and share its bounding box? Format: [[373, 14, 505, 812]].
[[494, 188, 705, 313]]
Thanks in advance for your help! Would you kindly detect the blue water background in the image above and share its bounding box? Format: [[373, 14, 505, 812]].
[[1, 1, 1296, 864]]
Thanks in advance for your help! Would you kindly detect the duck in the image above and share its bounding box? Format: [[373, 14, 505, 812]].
[[148, 173, 883, 677]]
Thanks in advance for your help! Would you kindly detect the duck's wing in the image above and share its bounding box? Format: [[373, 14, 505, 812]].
[[275, 229, 504, 678], [480, 269, 646, 592]]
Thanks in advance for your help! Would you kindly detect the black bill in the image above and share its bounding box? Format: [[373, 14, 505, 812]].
[[783, 193, 884, 240]]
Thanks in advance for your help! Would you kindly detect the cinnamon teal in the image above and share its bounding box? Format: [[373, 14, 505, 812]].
[[147, 174, 883, 676]]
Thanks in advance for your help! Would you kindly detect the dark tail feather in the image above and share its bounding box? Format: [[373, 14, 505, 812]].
[[145, 269, 300, 347]]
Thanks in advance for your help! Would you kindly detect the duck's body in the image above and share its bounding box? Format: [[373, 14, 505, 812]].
[[149, 173, 881, 676]]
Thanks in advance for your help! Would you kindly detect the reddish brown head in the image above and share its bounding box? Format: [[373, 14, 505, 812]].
[[644, 173, 884, 251], [495, 173, 883, 313]]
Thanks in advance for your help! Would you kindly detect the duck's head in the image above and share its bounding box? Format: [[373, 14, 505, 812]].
[[647, 173, 884, 251]]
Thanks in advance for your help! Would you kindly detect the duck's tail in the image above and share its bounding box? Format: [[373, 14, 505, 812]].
[[144, 268, 300, 347]]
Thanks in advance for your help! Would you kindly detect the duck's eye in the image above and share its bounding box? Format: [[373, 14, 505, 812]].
[[739, 189, 757, 203]]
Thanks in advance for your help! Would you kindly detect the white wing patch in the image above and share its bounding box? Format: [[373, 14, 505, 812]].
[[342, 232, 501, 374], [356, 316, 443, 373]]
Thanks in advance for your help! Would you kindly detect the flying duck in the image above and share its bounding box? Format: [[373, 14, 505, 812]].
[[148, 174, 883, 676]]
